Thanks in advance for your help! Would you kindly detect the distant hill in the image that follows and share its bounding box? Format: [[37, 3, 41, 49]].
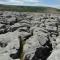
[[0, 4, 60, 13]]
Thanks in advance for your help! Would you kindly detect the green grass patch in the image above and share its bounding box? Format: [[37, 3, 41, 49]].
[[0, 4, 60, 13]]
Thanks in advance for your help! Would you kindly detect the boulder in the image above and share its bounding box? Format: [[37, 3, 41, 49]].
[[47, 49, 60, 60], [0, 31, 20, 60], [23, 35, 41, 60]]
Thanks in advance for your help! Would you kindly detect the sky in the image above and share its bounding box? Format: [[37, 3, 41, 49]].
[[0, 0, 60, 8]]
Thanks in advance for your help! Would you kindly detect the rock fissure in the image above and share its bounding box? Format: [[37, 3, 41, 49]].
[[0, 12, 60, 60]]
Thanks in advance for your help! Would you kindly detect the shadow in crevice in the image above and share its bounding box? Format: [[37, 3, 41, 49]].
[[10, 49, 20, 59], [32, 40, 53, 60]]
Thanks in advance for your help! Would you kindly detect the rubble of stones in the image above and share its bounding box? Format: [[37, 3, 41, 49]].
[[0, 11, 60, 60]]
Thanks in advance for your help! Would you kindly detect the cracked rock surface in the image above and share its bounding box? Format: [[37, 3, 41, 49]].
[[0, 11, 60, 60]]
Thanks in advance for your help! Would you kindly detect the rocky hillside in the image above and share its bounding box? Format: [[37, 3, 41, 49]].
[[0, 4, 60, 13], [0, 11, 60, 60]]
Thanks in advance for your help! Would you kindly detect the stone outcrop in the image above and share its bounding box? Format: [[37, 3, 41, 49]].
[[0, 11, 60, 60]]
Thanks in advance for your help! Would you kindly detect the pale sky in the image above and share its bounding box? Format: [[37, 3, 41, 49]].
[[0, 0, 60, 8]]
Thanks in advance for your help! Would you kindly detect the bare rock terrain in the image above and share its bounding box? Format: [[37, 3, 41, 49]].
[[0, 11, 60, 60]]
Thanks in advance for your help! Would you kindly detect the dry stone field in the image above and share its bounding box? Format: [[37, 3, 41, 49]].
[[0, 11, 60, 60]]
